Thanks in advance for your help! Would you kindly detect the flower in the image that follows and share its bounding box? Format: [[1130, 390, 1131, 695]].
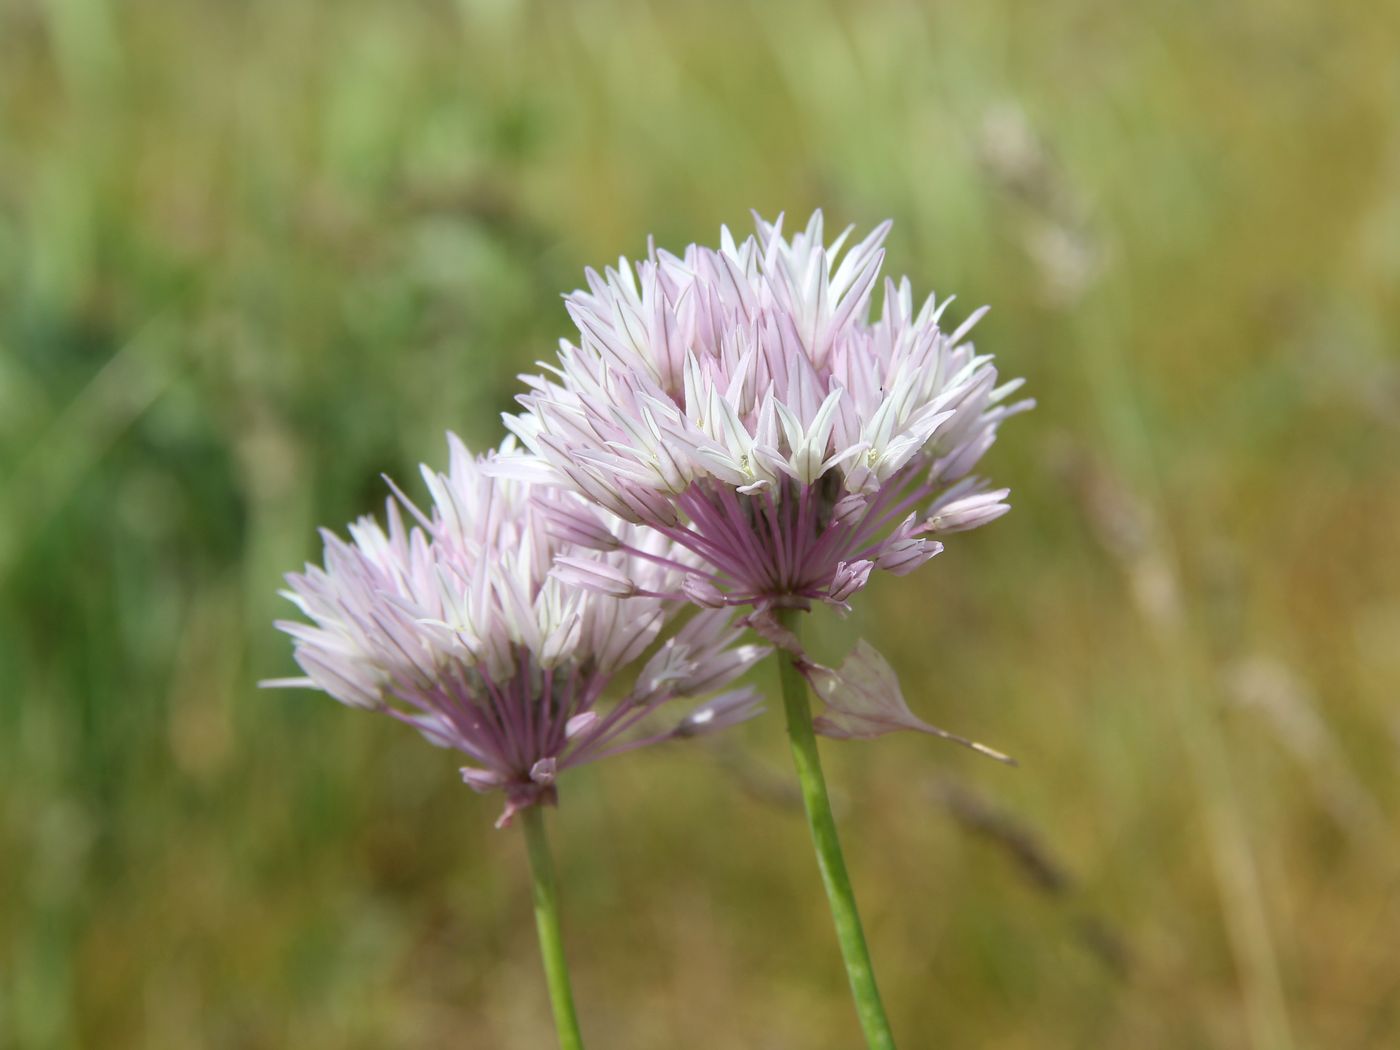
[[264, 435, 769, 826], [504, 211, 1031, 617]]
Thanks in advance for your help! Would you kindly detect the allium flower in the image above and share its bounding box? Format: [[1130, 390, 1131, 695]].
[[504, 212, 1032, 621], [265, 435, 768, 826]]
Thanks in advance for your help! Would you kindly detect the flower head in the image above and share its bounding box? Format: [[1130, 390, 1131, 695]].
[[505, 212, 1031, 617], [266, 435, 768, 826]]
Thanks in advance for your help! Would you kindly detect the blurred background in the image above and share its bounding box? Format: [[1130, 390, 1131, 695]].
[[3, 0, 1398, 1046]]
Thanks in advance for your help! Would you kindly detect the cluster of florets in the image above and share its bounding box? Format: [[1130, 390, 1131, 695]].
[[270, 436, 767, 825], [505, 212, 1031, 617], [271, 213, 1028, 821]]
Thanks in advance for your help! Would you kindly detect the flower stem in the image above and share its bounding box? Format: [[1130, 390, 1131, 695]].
[[775, 608, 897, 1049], [520, 805, 585, 1050]]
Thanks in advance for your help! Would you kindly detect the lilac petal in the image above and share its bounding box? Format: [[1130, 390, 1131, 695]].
[[874, 537, 943, 576], [922, 487, 1012, 534], [550, 555, 638, 597], [828, 559, 873, 602], [541, 497, 622, 550], [674, 641, 771, 695], [671, 688, 765, 738], [565, 711, 600, 739], [402, 712, 464, 749], [635, 609, 771, 699], [682, 575, 728, 608], [462, 766, 508, 793], [806, 640, 1014, 764]]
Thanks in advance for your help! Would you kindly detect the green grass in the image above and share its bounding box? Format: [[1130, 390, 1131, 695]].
[[3, 0, 1399, 1046]]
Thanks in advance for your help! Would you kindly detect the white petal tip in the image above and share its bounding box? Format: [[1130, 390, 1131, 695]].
[[258, 677, 318, 690]]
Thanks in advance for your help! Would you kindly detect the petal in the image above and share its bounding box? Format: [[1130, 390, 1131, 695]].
[[670, 688, 765, 738], [550, 555, 637, 597], [565, 711, 600, 739], [828, 559, 874, 603], [461, 766, 508, 793]]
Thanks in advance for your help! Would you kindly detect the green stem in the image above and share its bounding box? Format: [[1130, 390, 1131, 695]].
[[521, 805, 585, 1050], [775, 608, 896, 1049]]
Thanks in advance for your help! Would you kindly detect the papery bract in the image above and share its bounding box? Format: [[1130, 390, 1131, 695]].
[[805, 641, 1013, 763]]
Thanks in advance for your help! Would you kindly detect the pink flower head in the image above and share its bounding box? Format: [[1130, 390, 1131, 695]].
[[265, 435, 769, 826], [505, 212, 1031, 617]]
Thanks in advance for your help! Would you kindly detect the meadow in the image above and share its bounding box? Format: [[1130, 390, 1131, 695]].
[[3, 0, 1399, 1046]]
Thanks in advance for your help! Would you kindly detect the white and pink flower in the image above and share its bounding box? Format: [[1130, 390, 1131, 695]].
[[266, 435, 768, 826], [505, 212, 1031, 617]]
